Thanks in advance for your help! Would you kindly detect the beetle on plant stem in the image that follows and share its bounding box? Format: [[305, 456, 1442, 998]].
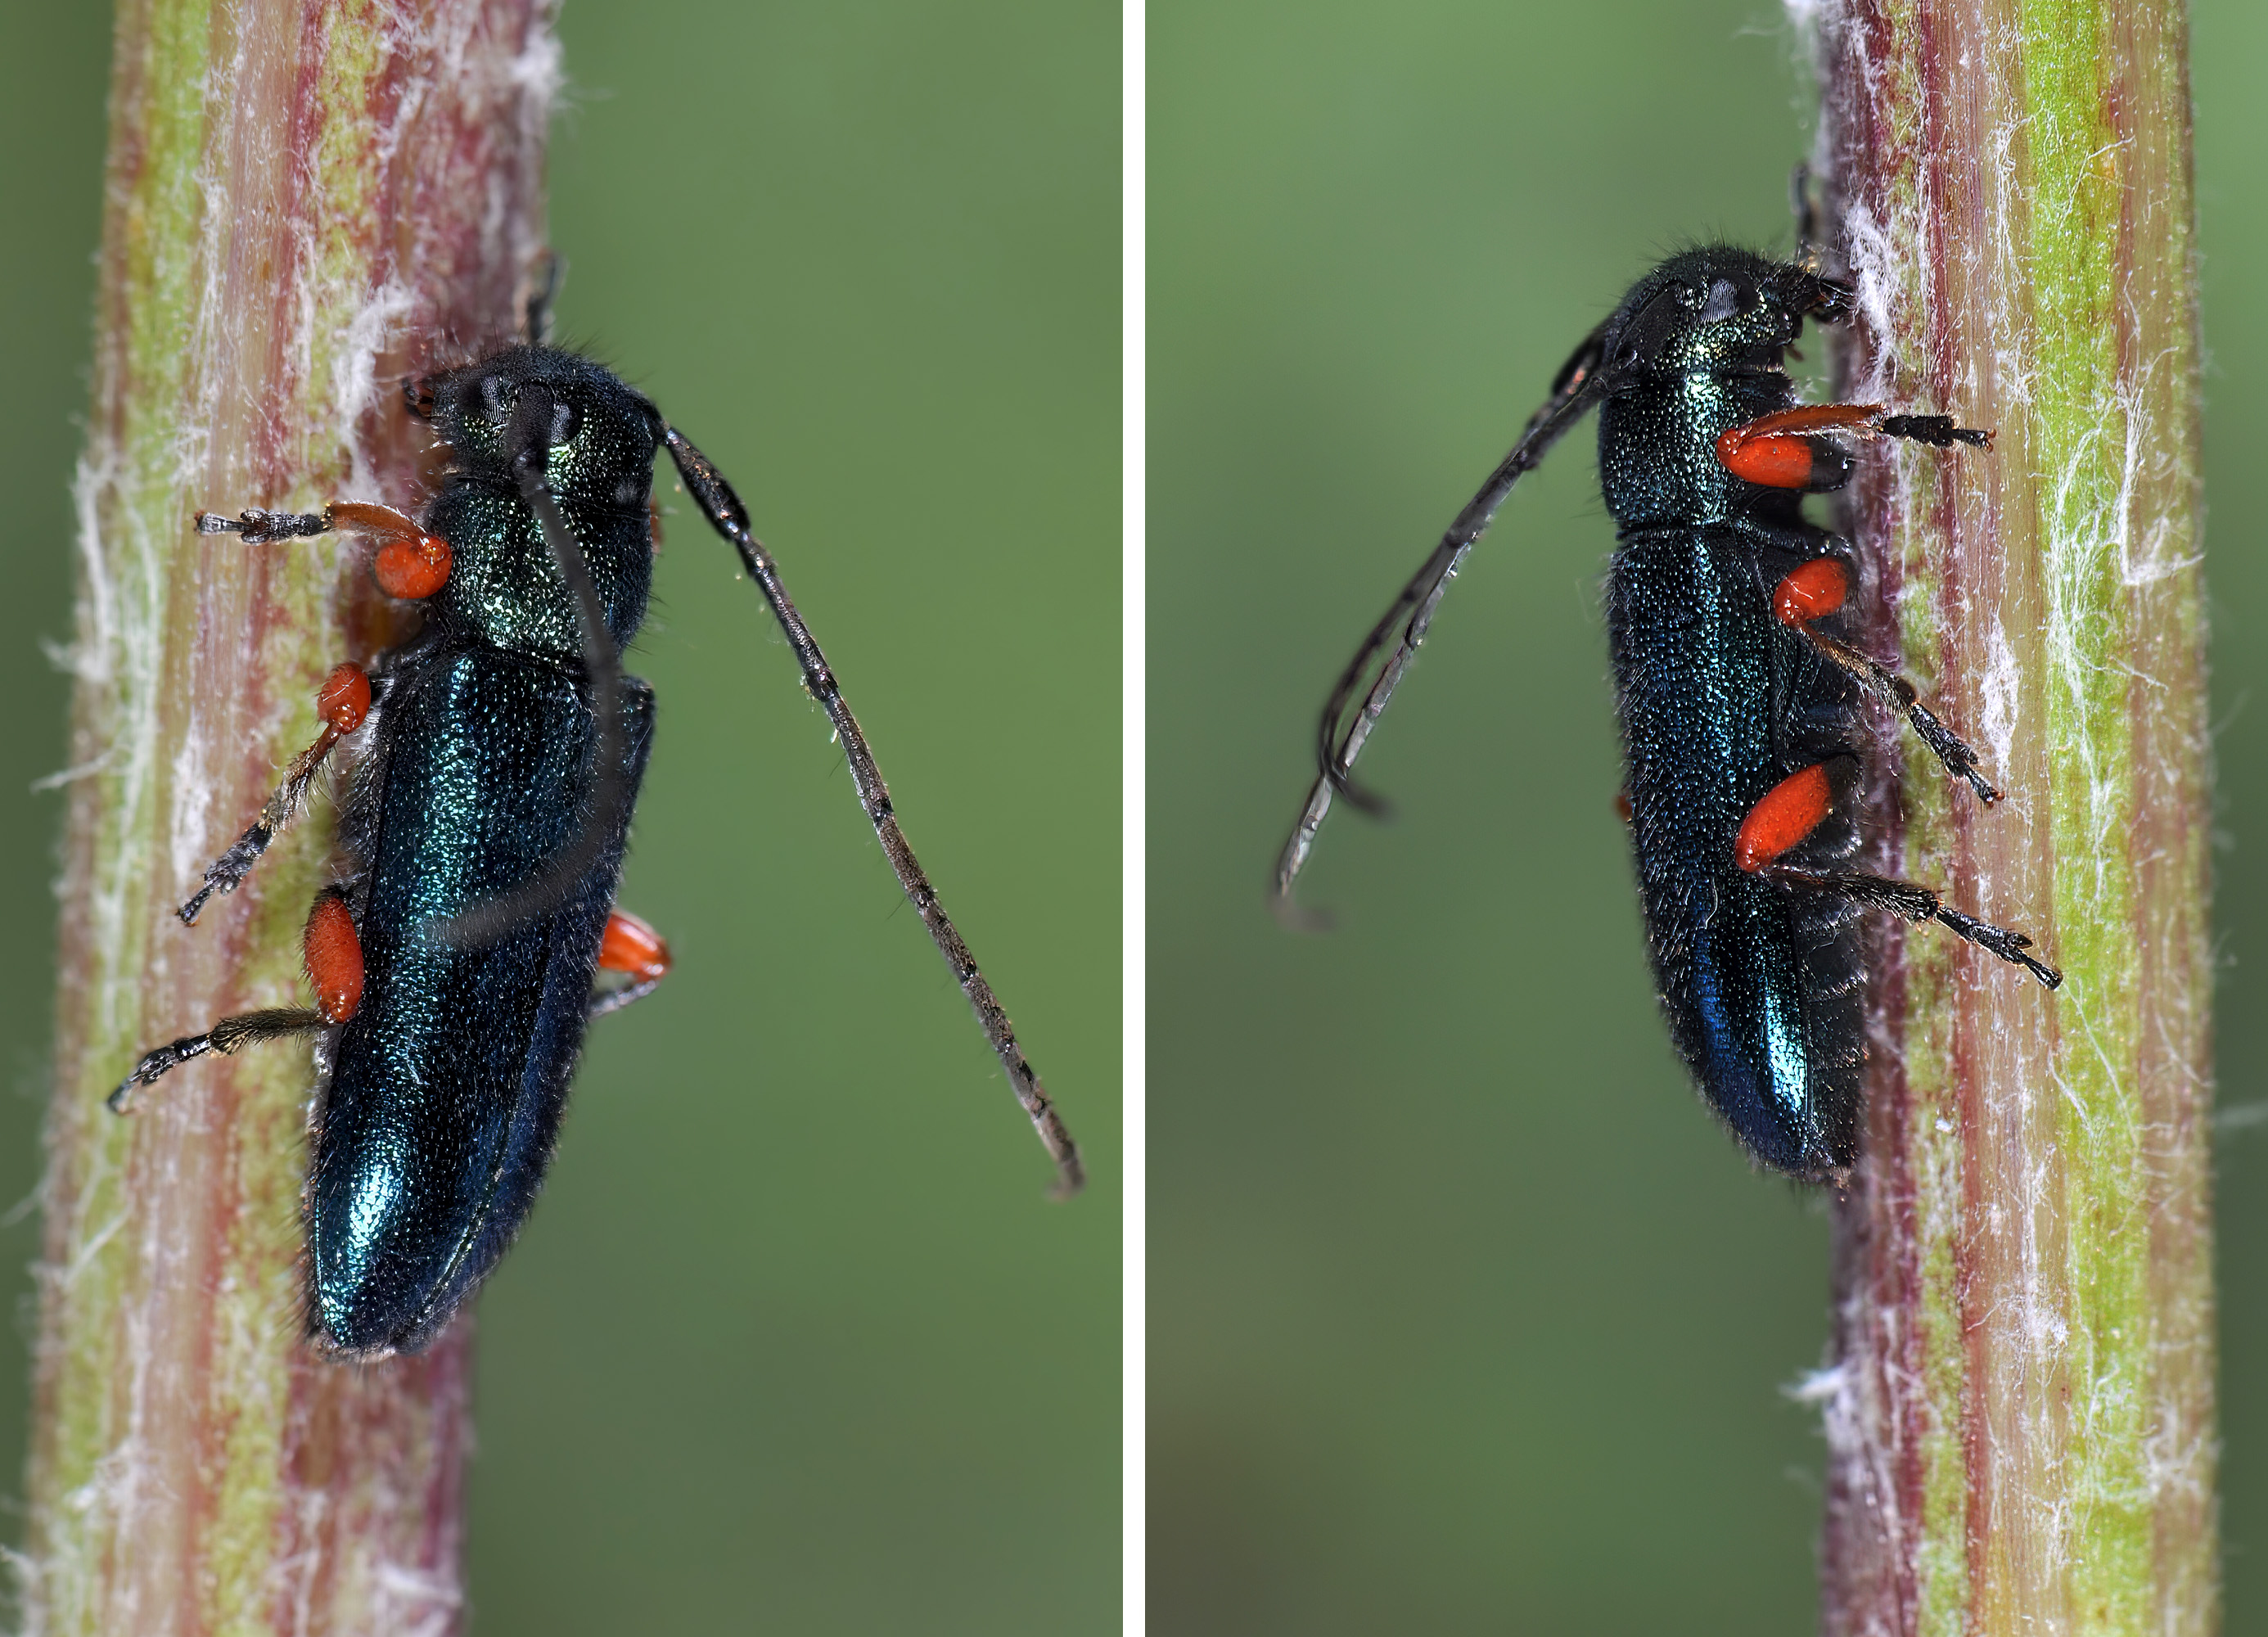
[[1274, 241, 2061, 1181], [111, 310, 1082, 1359]]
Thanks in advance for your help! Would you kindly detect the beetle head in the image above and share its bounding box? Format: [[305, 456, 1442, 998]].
[[415, 346, 665, 511], [1600, 247, 1828, 378]]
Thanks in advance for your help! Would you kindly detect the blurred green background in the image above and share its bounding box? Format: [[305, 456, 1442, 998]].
[[0, 2, 1116, 1632], [1152, 1, 2266, 1632]]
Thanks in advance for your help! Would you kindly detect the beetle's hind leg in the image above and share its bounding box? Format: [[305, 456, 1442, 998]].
[[115, 891, 367, 1112], [588, 909, 672, 1020], [1762, 865, 2062, 990], [110, 1009, 329, 1113], [1731, 760, 2061, 989], [179, 665, 374, 923]]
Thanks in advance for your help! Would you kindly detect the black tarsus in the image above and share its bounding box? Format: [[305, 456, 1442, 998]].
[[587, 972, 665, 1021], [198, 508, 330, 544], [1270, 322, 1612, 921], [660, 422, 1085, 1199], [178, 821, 275, 925], [1880, 413, 1992, 450], [1762, 865, 2062, 989]]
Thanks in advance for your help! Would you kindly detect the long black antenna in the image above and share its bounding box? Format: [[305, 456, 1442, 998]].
[[1272, 327, 1611, 922], [661, 425, 1084, 1198]]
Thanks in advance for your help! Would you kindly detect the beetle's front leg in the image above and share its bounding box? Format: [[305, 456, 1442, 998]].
[[179, 499, 461, 924], [199, 500, 454, 598], [1714, 403, 1991, 490]]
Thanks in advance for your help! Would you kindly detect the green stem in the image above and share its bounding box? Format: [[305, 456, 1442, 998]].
[[24, 1, 554, 1630], [1800, 2, 2217, 1632]]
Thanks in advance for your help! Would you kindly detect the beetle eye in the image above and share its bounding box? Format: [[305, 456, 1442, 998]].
[[1698, 279, 1745, 323], [479, 375, 511, 425], [551, 402, 579, 445]]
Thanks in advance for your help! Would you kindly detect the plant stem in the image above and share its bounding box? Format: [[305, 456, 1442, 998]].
[[23, 1, 554, 1631], [1795, 2, 2216, 1633]]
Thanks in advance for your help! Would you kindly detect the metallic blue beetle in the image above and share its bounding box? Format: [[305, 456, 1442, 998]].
[[1276, 245, 2058, 1180], [115, 342, 1081, 1357]]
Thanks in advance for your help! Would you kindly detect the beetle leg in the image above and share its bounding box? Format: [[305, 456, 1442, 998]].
[[109, 1008, 330, 1113], [1714, 404, 1992, 491], [197, 502, 453, 599], [1765, 556, 2000, 805], [1877, 414, 1994, 449], [1729, 764, 2060, 988], [588, 908, 672, 1020], [179, 664, 374, 924], [1760, 864, 2062, 990], [115, 889, 363, 1112], [1733, 764, 1839, 873], [302, 888, 364, 1026]]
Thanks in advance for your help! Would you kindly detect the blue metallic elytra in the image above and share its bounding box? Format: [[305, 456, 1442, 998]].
[[1276, 244, 2060, 1181], [114, 336, 1082, 1359]]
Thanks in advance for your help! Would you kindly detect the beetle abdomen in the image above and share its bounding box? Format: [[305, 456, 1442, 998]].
[[1608, 529, 1864, 1177], [310, 645, 654, 1353]]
